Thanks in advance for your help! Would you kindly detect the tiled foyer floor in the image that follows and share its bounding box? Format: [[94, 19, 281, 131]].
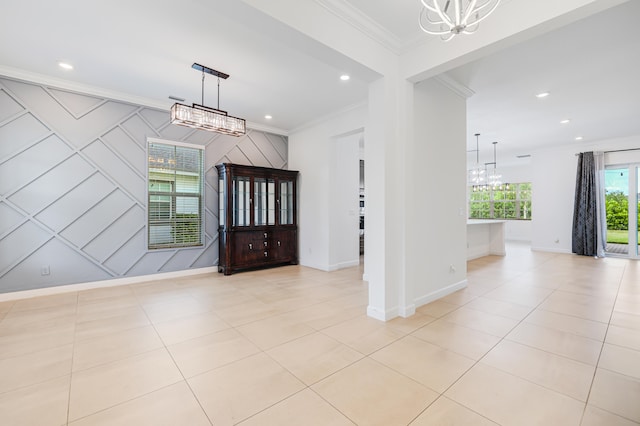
[[0, 244, 639, 425]]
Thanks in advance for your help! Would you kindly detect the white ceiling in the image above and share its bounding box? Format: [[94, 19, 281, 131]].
[[1, 0, 639, 159]]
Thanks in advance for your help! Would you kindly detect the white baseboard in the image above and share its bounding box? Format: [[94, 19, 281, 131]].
[[0, 267, 219, 302], [327, 259, 360, 272], [414, 279, 468, 308], [367, 305, 397, 321]]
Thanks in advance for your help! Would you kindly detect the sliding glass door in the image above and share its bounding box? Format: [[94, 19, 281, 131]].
[[604, 165, 639, 258]]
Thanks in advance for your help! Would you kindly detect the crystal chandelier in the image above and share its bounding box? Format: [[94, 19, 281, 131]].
[[419, 0, 501, 41], [486, 141, 509, 190], [468, 133, 486, 190], [171, 63, 246, 137]]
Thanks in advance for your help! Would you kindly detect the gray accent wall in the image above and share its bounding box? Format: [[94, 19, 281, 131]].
[[0, 76, 288, 293]]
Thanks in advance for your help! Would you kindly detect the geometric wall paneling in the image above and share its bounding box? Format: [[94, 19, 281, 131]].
[[0, 221, 51, 275], [0, 134, 73, 194], [0, 112, 51, 159], [34, 173, 116, 232], [0, 76, 287, 293], [59, 189, 136, 249], [138, 108, 170, 130], [102, 229, 146, 276], [7, 154, 96, 214], [121, 114, 160, 148], [47, 88, 106, 119], [0, 88, 25, 123], [0, 238, 113, 293], [82, 206, 145, 263], [0, 202, 23, 237], [245, 131, 287, 168], [81, 139, 146, 204], [101, 126, 147, 174]]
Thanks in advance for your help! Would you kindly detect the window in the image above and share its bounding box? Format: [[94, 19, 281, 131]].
[[147, 139, 204, 249], [469, 182, 532, 220]]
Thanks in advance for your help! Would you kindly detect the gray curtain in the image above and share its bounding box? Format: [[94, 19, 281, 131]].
[[572, 152, 605, 256]]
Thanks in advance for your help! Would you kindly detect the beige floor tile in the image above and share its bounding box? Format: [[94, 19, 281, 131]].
[[215, 299, 280, 326], [616, 298, 640, 316], [416, 299, 459, 318], [312, 357, 438, 426], [0, 375, 70, 426], [463, 296, 533, 321], [439, 289, 479, 306], [188, 352, 305, 425], [589, 368, 640, 423], [278, 302, 365, 331], [539, 290, 614, 323], [371, 335, 475, 393], [237, 314, 316, 350], [0, 344, 73, 394], [141, 295, 213, 324], [9, 292, 77, 312], [77, 284, 134, 303], [0, 321, 75, 359], [68, 348, 183, 421], [524, 309, 608, 341], [237, 389, 355, 426], [446, 363, 584, 426], [441, 306, 520, 337], [168, 328, 260, 378], [611, 312, 640, 331], [267, 332, 363, 385], [599, 343, 640, 379], [74, 308, 150, 341], [0, 300, 15, 313], [581, 405, 640, 426], [153, 310, 230, 345], [409, 397, 499, 425], [386, 312, 437, 334], [68, 382, 210, 426], [322, 316, 406, 354], [481, 339, 595, 401], [1, 303, 77, 329], [483, 285, 553, 307], [75, 296, 141, 323], [411, 319, 500, 360], [72, 325, 164, 371], [606, 325, 640, 352], [506, 322, 602, 365]]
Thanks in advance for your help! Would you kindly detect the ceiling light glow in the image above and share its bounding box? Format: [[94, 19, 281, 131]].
[[340, 75, 350, 81], [265, 115, 272, 120], [58, 62, 73, 70], [560, 119, 570, 124], [536, 92, 550, 98], [575, 136, 584, 141]]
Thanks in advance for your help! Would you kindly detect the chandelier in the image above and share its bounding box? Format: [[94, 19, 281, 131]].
[[419, 0, 501, 41], [171, 63, 246, 137], [468, 133, 486, 189]]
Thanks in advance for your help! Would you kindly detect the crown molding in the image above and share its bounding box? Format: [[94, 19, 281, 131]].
[[314, 0, 405, 54], [433, 74, 475, 99], [289, 100, 367, 135]]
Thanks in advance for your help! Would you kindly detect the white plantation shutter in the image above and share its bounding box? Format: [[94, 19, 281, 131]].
[[147, 139, 204, 249]]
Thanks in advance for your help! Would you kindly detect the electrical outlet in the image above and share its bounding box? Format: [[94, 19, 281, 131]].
[[41, 265, 50, 276], [449, 265, 456, 273]]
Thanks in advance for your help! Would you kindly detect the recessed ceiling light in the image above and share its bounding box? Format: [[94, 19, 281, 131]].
[[535, 92, 550, 98], [264, 115, 272, 120], [340, 74, 350, 81], [560, 119, 570, 124], [575, 136, 584, 141], [58, 62, 73, 70]]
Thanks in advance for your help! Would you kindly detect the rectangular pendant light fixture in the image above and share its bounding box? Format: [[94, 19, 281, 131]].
[[170, 63, 246, 137]]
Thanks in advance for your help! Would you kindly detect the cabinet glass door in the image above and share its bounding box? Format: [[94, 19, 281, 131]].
[[254, 178, 267, 225], [233, 176, 250, 226], [219, 177, 224, 227], [268, 180, 276, 225], [280, 180, 294, 224]]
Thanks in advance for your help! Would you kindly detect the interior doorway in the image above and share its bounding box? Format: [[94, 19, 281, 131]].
[[604, 165, 639, 258]]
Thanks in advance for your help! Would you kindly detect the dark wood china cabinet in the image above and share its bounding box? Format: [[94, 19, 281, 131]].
[[216, 163, 298, 275]]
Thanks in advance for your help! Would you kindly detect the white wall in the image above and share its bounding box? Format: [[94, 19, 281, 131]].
[[531, 134, 640, 253], [329, 133, 361, 269], [407, 78, 468, 308], [288, 105, 367, 271]]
